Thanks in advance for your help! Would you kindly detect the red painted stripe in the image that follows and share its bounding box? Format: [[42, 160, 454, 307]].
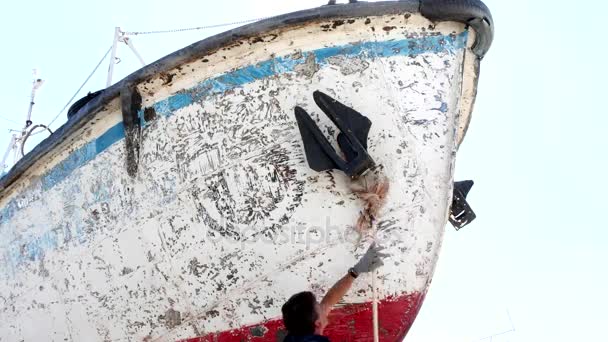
[[180, 292, 425, 342]]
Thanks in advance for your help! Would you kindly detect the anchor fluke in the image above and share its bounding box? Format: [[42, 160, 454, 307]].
[[294, 91, 374, 178]]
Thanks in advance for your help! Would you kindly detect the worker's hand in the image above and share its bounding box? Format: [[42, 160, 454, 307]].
[[352, 243, 388, 275]]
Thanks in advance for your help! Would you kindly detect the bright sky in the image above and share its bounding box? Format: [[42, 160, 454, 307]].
[[1, 1, 606, 341]]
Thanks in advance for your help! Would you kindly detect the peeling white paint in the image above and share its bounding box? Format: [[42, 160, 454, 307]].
[[0, 13, 478, 341]]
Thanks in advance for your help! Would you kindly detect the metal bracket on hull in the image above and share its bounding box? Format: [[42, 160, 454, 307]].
[[120, 85, 142, 177], [449, 180, 476, 229], [294, 91, 374, 178]]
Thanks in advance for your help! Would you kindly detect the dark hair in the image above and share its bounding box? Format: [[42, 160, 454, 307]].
[[281, 291, 318, 335]]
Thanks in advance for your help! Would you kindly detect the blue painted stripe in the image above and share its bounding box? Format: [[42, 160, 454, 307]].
[[96, 122, 125, 154], [147, 33, 468, 120], [0, 122, 127, 228], [0, 32, 468, 269], [40, 122, 126, 191], [2, 31, 467, 223]]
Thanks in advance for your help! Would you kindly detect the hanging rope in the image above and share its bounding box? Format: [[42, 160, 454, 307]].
[[124, 17, 269, 36], [47, 45, 112, 129], [350, 168, 390, 342], [352, 168, 390, 235]]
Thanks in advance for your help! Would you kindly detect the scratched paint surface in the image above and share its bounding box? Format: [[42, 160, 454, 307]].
[[0, 14, 475, 341]]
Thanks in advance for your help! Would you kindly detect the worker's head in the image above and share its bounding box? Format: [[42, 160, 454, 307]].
[[281, 291, 328, 335]]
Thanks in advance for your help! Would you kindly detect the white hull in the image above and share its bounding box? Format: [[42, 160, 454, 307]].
[[0, 2, 493, 341]]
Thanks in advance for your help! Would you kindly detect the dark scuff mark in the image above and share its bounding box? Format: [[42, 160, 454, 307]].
[[364, 18, 371, 25], [347, 19, 355, 24], [38, 258, 49, 278], [291, 50, 303, 60], [188, 257, 207, 277], [120, 267, 134, 276], [331, 20, 345, 29], [383, 26, 396, 32], [377, 218, 401, 236], [161, 308, 182, 329], [91, 209, 100, 220], [250, 33, 279, 44], [250, 325, 268, 337], [325, 171, 336, 189], [120, 85, 142, 177], [160, 72, 174, 85], [202, 58, 209, 63], [143, 107, 157, 123], [191, 176, 240, 240], [248, 297, 262, 315], [190, 322, 202, 337], [263, 298, 274, 308], [130, 321, 146, 330], [250, 37, 264, 44]]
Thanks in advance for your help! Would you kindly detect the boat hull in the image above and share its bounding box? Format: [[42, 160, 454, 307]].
[[0, 3, 492, 341]]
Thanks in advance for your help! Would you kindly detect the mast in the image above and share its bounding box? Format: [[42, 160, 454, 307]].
[[1, 70, 44, 172]]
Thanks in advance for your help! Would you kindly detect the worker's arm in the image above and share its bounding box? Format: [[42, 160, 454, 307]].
[[320, 273, 355, 315], [319, 244, 388, 316]]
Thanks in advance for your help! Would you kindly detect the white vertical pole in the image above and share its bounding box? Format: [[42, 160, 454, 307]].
[[1, 134, 16, 171], [12, 136, 19, 167], [19, 72, 45, 157], [122, 37, 146, 66], [25, 70, 44, 127], [106, 27, 121, 87]]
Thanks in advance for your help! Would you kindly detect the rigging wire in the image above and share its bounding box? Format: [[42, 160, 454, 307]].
[[0, 115, 21, 126], [47, 16, 268, 128], [47, 45, 112, 129], [44, 16, 271, 130], [124, 17, 268, 36], [5, 16, 274, 171]]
